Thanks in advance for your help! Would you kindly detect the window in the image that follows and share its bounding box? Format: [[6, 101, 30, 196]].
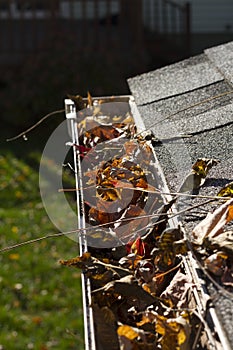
[[0, 1, 51, 19]]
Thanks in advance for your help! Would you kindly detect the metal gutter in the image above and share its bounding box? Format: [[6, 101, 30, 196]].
[[65, 95, 230, 350]]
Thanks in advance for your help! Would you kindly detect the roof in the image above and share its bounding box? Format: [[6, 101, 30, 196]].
[[127, 40, 233, 346], [128, 41, 233, 188]]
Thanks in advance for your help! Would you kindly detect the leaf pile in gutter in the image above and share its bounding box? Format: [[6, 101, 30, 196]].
[[61, 96, 233, 349]]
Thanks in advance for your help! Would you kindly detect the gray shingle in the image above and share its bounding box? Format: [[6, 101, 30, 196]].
[[128, 54, 223, 105], [136, 81, 232, 136], [205, 41, 233, 86], [174, 101, 233, 135]]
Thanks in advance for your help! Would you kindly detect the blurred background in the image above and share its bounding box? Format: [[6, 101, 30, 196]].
[[1, 0, 233, 135], [0, 1, 232, 349]]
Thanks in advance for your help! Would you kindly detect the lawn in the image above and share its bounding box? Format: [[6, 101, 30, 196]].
[[0, 152, 84, 350]]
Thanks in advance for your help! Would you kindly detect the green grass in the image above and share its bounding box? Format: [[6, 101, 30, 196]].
[[0, 153, 84, 349]]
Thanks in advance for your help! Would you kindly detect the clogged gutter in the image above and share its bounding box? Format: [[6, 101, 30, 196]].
[[62, 95, 233, 350]]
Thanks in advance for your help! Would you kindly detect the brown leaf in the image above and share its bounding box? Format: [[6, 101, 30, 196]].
[[116, 205, 149, 241], [93, 275, 157, 309], [118, 253, 143, 269], [67, 94, 86, 110], [118, 324, 156, 350], [123, 140, 138, 156], [160, 270, 194, 308], [59, 252, 91, 267], [221, 266, 233, 287], [135, 260, 155, 283], [93, 304, 120, 350], [88, 200, 122, 225], [204, 252, 228, 276], [60, 252, 130, 284], [192, 198, 233, 245], [87, 91, 93, 107]]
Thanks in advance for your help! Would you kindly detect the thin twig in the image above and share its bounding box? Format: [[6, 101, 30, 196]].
[[6, 90, 232, 142], [136, 90, 233, 137], [6, 109, 65, 142], [59, 186, 230, 202], [0, 198, 215, 254], [154, 261, 182, 280]]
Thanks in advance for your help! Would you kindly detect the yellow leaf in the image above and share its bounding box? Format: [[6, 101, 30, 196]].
[[155, 315, 166, 336], [112, 115, 122, 121], [15, 190, 23, 199], [117, 324, 138, 340], [192, 158, 218, 178], [9, 253, 20, 261], [217, 182, 233, 198], [11, 226, 19, 234], [180, 158, 218, 193], [156, 314, 191, 350]]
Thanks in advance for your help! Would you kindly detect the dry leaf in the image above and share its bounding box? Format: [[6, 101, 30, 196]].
[[93, 304, 120, 350], [59, 252, 91, 267], [206, 230, 233, 256], [156, 313, 191, 350], [192, 198, 233, 245], [135, 260, 155, 283], [155, 227, 184, 269], [179, 158, 218, 193], [117, 324, 139, 340], [67, 94, 86, 110], [160, 270, 193, 309], [204, 252, 228, 276], [115, 206, 149, 241], [87, 91, 93, 107], [192, 158, 219, 178], [92, 275, 157, 309], [118, 253, 143, 269], [217, 181, 233, 198], [221, 266, 233, 287], [127, 237, 149, 257]]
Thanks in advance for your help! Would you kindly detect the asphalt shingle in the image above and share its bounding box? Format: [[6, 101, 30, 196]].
[[128, 54, 224, 105], [205, 41, 233, 86]]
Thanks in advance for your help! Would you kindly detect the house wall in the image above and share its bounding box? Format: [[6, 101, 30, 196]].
[[171, 0, 233, 33], [60, 0, 120, 19], [1, 1, 232, 34], [142, 0, 188, 33]]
